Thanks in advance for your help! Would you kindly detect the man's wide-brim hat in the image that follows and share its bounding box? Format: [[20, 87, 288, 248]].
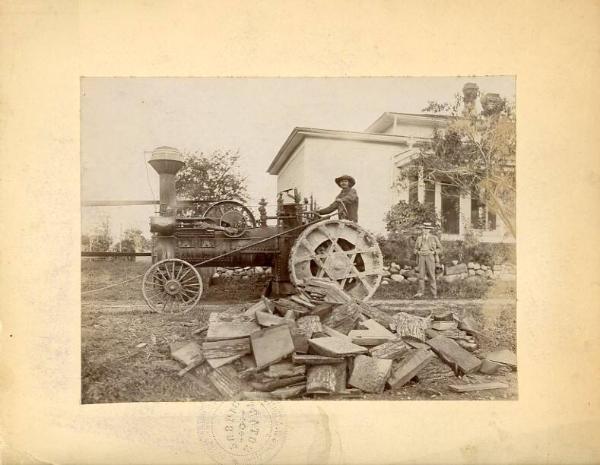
[[422, 222, 434, 229], [335, 175, 356, 187]]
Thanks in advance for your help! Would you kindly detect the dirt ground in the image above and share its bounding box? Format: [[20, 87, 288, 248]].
[[81, 261, 517, 403]]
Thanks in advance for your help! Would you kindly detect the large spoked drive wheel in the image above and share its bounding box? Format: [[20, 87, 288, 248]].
[[289, 219, 384, 301], [142, 259, 203, 313]]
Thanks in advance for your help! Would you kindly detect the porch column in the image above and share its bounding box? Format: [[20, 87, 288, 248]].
[[459, 191, 471, 237], [417, 168, 425, 203], [434, 181, 442, 216]]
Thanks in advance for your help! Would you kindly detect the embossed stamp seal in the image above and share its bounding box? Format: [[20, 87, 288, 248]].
[[197, 401, 286, 465]]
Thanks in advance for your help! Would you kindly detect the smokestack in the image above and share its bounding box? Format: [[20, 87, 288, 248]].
[[148, 146, 184, 215], [462, 82, 479, 116]]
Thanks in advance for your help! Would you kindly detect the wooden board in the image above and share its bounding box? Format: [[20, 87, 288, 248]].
[[265, 362, 306, 379], [310, 303, 334, 320], [308, 337, 368, 357], [292, 354, 346, 365], [255, 310, 287, 327], [243, 300, 267, 317], [296, 315, 323, 338], [448, 382, 509, 393], [291, 328, 310, 353], [347, 331, 395, 346], [250, 325, 295, 369], [207, 365, 249, 399], [270, 383, 307, 399], [387, 349, 435, 389], [431, 320, 458, 331], [202, 338, 251, 359], [207, 354, 244, 369], [170, 341, 204, 366], [358, 319, 396, 337], [356, 302, 395, 328], [322, 325, 353, 341], [206, 313, 261, 341], [485, 349, 517, 368], [321, 302, 361, 335], [369, 339, 409, 360], [391, 312, 431, 341], [426, 336, 482, 374], [348, 355, 392, 394], [306, 362, 347, 394], [403, 338, 431, 350], [250, 375, 306, 392]]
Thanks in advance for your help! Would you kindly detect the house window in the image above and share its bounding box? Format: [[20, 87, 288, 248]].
[[471, 190, 497, 230], [441, 184, 460, 234], [424, 180, 435, 207], [408, 175, 418, 203]]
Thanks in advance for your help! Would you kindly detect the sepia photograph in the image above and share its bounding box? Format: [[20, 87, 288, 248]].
[[81, 76, 517, 403]]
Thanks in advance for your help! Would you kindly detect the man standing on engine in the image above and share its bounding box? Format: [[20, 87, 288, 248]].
[[413, 222, 443, 298], [316, 175, 359, 222]]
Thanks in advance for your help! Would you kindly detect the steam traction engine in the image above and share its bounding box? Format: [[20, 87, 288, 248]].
[[142, 146, 384, 313]]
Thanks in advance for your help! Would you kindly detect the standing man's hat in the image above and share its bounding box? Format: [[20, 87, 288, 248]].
[[335, 175, 356, 187], [422, 222, 434, 229]]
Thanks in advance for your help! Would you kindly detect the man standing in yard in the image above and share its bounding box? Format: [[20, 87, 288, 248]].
[[316, 175, 359, 222], [414, 222, 443, 298]]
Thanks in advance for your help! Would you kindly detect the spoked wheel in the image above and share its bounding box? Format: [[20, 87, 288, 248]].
[[289, 219, 384, 301], [142, 259, 203, 313], [203, 200, 256, 237]]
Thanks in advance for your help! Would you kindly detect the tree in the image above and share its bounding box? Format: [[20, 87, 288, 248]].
[[397, 91, 516, 237], [176, 149, 248, 215], [85, 216, 112, 252], [384, 200, 440, 236], [112, 228, 150, 260]]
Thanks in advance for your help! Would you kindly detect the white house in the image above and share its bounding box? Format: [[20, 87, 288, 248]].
[[267, 112, 514, 243]]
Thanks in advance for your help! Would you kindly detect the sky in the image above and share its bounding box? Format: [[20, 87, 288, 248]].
[[81, 76, 515, 239]]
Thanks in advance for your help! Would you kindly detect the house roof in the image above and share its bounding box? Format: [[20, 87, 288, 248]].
[[365, 112, 450, 133], [267, 127, 422, 175]]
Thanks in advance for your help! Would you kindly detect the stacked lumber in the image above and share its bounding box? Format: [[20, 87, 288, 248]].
[[170, 297, 515, 399]]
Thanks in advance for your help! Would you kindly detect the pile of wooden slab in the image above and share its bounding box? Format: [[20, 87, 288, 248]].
[[170, 296, 516, 399]]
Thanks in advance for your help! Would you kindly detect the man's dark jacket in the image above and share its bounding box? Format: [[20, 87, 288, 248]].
[[317, 187, 359, 222]]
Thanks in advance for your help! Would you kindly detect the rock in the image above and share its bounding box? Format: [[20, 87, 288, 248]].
[[473, 263, 481, 270], [445, 263, 468, 276], [407, 277, 418, 283], [485, 270, 494, 278], [382, 270, 391, 278], [481, 265, 488, 271], [381, 280, 390, 285], [479, 359, 502, 374], [390, 274, 404, 282], [224, 270, 234, 277], [468, 270, 476, 276], [475, 269, 485, 276], [391, 312, 431, 341], [467, 262, 475, 269], [241, 275, 250, 280], [442, 274, 460, 283], [255, 266, 264, 274], [452, 260, 458, 266], [390, 262, 400, 272], [265, 267, 272, 275], [211, 272, 219, 279]]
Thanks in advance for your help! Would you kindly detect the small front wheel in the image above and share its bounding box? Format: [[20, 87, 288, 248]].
[[142, 259, 203, 313]]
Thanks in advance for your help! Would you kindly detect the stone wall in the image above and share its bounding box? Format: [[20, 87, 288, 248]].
[[380, 261, 516, 286]]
